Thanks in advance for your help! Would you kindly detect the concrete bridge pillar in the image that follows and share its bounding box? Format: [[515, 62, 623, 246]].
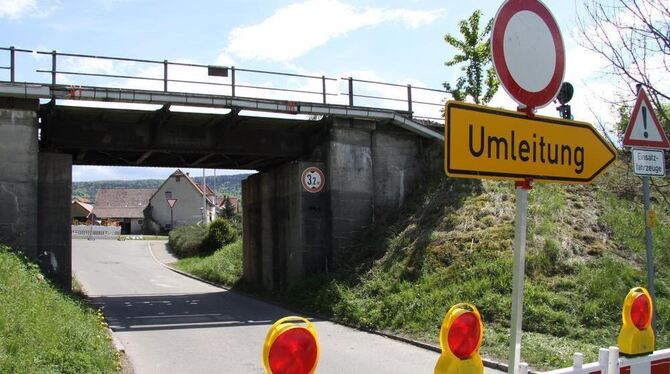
[[38, 152, 72, 290], [242, 161, 328, 291], [242, 117, 439, 290], [0, 99, 73, 289], [0, 98, 39, 259], [326, 118, 428, 266]]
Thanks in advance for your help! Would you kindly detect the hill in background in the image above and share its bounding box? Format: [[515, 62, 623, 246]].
[[72, 173, 253, 202]]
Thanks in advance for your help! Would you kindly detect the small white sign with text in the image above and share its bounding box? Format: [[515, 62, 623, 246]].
[[632, 148, 666, 177]]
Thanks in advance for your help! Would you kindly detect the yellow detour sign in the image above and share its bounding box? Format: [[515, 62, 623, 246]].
[[618, 287, 655, 356], [262, 316, 320, 374], [435, 303, 484, 374], [445, 101, 617, 184]]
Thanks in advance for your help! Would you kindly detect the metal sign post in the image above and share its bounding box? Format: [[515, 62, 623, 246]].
[[166, 198, 178, 230], [509, 178, 532, 374], [642, 176, 657, 333]]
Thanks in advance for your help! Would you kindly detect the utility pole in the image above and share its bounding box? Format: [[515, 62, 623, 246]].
[[202, 168, 207, 225]]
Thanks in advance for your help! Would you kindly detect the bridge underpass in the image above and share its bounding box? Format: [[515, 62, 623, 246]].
[[0, 60, 444, 291]]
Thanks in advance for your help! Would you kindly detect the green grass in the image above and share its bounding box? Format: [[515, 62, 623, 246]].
[[0, 247, 120, 373], [173, 239, 243, 286], [172, 162, 670, 370]]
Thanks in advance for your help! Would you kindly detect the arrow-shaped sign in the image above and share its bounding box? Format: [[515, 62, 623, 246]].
[[445, 101, 617, 184]]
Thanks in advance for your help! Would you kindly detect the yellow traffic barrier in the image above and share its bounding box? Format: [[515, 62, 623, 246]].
[[262, 316, 320, 374], [618, 287, 655, 356], [435, 303, 484, 374]]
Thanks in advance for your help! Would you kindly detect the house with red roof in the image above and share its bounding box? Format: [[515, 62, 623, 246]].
[[91, 188, 156, 234]]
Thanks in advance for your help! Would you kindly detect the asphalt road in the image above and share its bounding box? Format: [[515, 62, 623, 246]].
[[73, 239, 501, 374]]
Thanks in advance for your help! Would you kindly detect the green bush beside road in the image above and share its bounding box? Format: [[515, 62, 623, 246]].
[[168, 224, 208, 257], [174, 239, 243, 286], [169, 218, 239, 257], [0, 246, 119, 373]]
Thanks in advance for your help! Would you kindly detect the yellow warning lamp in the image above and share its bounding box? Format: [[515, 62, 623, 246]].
[[435, 303, 484, 374], [618, 287, 655, 356], [262, 316, 320, 374]]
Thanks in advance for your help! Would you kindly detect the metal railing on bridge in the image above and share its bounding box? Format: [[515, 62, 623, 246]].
[[0, 46, 448, 122]]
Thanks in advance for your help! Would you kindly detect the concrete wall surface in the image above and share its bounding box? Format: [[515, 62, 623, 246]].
[[38, 152, 72, 289], [324, 119, 437, 266], [240, 117, 442, 290], [0, 100, 39, 259], [242, 161, 328, 290], [326, 122, 374, 266]]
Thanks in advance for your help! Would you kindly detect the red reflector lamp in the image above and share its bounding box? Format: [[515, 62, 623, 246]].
[[618, 287, 655, 357], [435, 303, 484, 374], [262, 316, 320, 374]]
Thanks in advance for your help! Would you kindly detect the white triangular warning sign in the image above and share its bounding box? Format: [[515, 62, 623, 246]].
[[167, 198, 178, 208], [622, 88, 669, 149]]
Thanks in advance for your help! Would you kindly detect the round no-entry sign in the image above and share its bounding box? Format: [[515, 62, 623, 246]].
[[491, 0, 565, 109]]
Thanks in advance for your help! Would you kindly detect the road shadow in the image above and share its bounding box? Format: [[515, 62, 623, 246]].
[[90, 290, 312, 332]]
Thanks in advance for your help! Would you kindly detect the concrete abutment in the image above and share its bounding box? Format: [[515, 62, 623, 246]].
[[0, 100, 72, 289], [243, 118, 440, 290]]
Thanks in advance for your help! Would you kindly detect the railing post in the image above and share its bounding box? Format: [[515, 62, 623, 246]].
[[231, 66, 236, 97], [9, 46, 15, 82], [407, 84, 413, 118], [51, 50, 57, 85], [519, 362, 529, 374], [607, 346, 619, 374], [322, 75, 326, 104], [598, 348, 609, 373], [573, 353, 584, 371], [163, 60, 168, 92], [348, 77, 353, 106]]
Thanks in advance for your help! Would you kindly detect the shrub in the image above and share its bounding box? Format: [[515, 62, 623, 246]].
[[168, 224, 207, 257], [174, 239, 243, 286], [204, 218, 238, 253]]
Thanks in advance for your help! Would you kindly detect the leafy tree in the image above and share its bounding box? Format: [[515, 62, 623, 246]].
[[577, 0, 669, 135], [443, 9, 499, 104], [578, 0, 670, 200]]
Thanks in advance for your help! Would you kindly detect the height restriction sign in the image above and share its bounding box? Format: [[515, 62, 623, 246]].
[[301, 167, 325, 193]]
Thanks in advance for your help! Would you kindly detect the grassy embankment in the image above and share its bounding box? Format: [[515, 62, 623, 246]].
[[172, 161, 670, 369], [0, 247, 120, 373]]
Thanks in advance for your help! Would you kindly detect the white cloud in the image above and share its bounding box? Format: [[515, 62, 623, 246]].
[[0, 0, 59, 19], [225, 0, 444, 62]]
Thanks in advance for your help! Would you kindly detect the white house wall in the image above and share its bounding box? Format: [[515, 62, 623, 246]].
[[148, 175, 213, 229]]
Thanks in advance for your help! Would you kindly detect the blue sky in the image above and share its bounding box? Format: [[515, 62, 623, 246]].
[[1, 0, 618, 182]]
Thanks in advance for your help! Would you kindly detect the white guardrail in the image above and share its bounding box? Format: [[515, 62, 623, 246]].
[[72, 225, 121, 240], [541, 347, 670, 374]]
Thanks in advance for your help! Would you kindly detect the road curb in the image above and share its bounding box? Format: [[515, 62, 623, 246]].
[[147, 243, 509, 372], [108, 327, 126, 353]]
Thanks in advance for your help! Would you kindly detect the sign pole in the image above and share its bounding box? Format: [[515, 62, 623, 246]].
[[170, 206, 174, 230], [508, 178, 531, 374], [642, 175, 656, 333]]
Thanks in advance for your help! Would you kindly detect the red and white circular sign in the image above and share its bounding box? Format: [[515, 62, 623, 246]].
[[491, 0, 565, 109], [301, 167, 325, 193]]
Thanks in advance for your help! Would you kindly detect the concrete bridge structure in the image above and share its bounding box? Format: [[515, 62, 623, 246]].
[[0, 47, 445, 290]]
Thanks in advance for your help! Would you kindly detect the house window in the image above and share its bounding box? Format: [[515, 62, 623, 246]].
[[176, 176, 181, 182], [165, 191, 172, 199]]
